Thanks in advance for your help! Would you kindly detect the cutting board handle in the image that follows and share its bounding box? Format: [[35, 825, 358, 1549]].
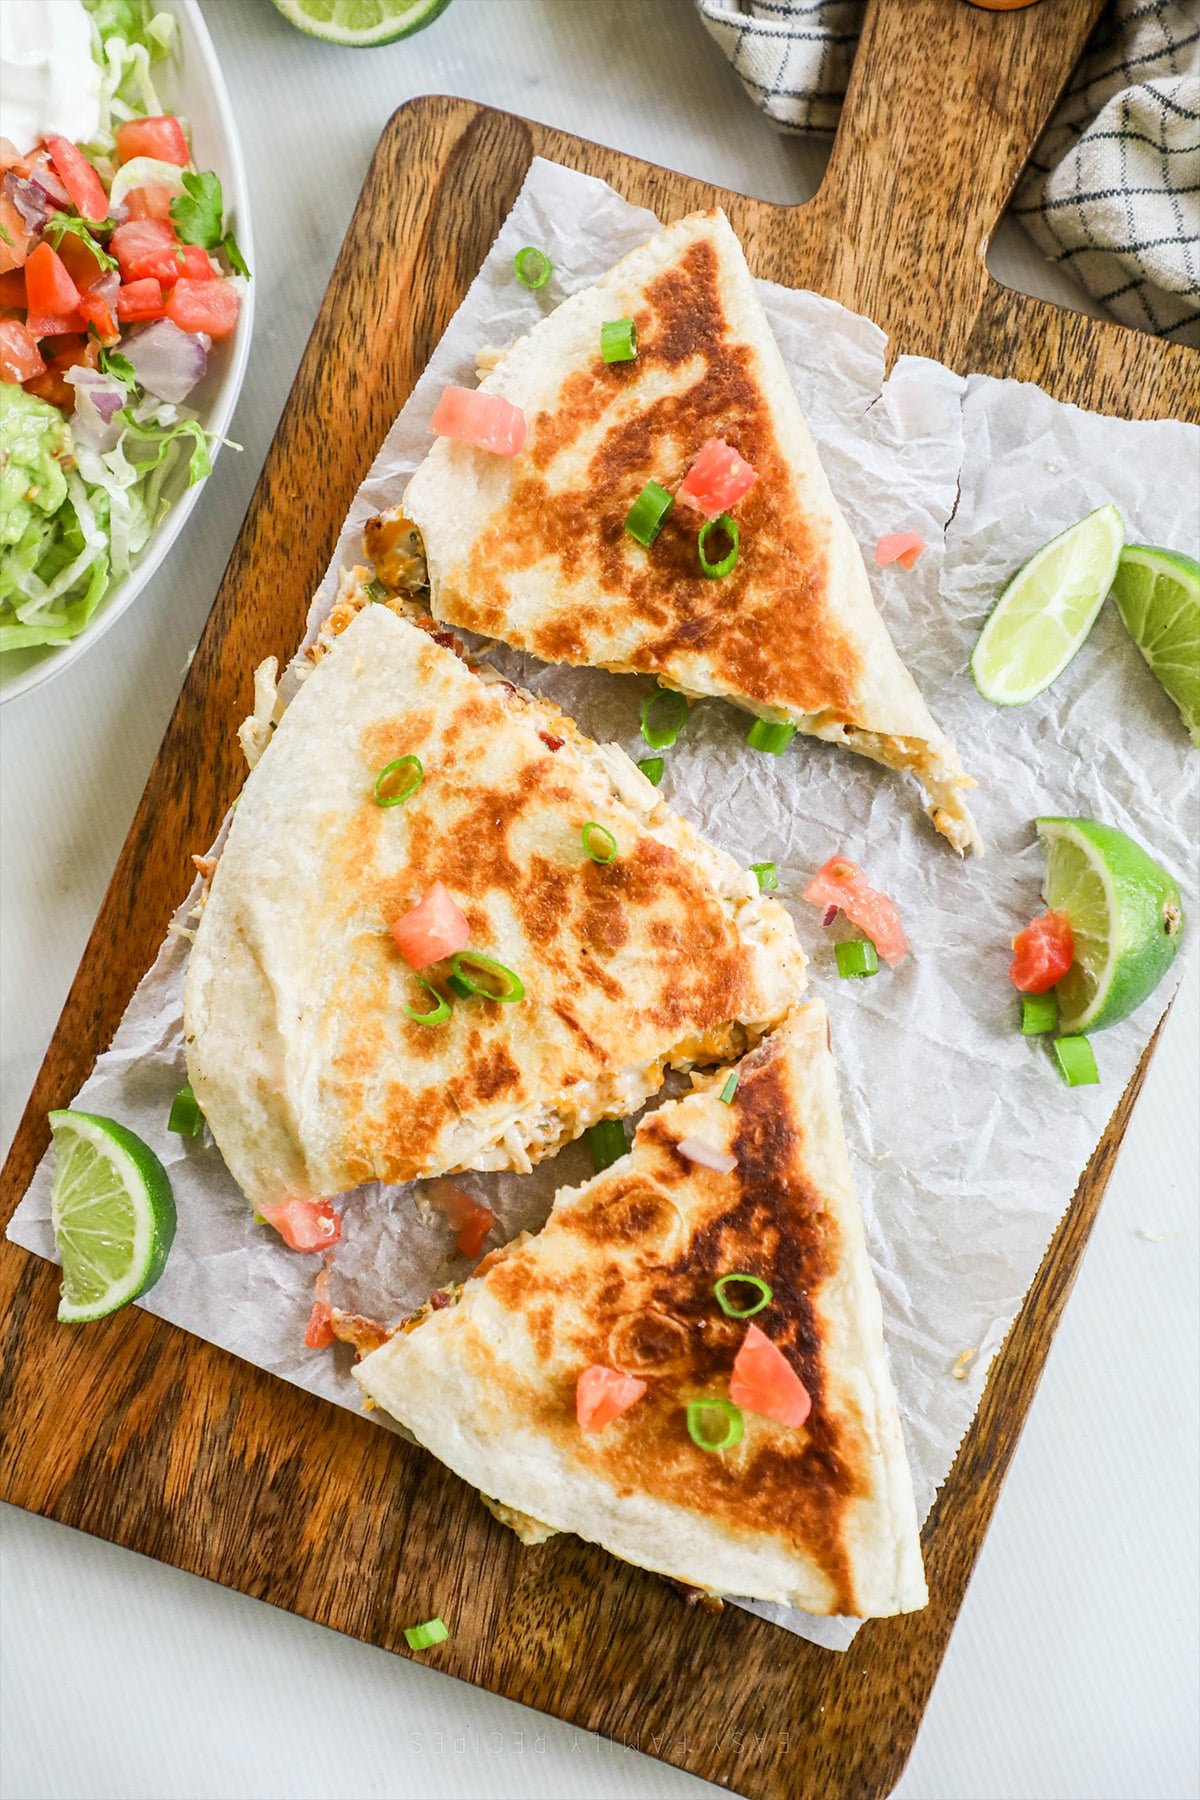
[[802, 0, 1105, 353]]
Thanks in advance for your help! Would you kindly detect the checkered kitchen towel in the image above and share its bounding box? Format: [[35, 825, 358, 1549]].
[[696, 0, 1200, 345]]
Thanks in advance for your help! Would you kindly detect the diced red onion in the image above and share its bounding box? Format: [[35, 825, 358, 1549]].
[[65, 367, 127, 450], [822, 905, 839, 928], [28, 158, 70, 208], [123, 317, 209, 403], [676, 1136, 737, 1174], [2, 173, 51, 232], [90, 269, 120, 312]]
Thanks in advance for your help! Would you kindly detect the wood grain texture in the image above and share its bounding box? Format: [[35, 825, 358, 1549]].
[[2, 4, 1196, 1797]]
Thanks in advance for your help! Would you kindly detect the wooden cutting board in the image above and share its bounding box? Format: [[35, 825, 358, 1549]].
[[2, 3, 1195, 1796]]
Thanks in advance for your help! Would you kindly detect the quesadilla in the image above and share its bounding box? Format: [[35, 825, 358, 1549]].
[[355, 1003, 927, 1618], [399, 207, 980, 856], [183, 602, 805, 1214]]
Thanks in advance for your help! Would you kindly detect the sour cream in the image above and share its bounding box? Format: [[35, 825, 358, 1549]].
[[0, 0, 102, 156]]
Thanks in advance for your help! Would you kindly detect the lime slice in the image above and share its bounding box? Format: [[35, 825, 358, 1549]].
[[1110, 544, 1200, 748], [268, 0, 452, 44], [971, 504, 1124, 705], [48, 1110, 177, 1324], [1036, 817, 1184, 1034]]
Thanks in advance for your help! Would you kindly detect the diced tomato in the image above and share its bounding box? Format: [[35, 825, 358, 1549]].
[[117, 277, 166, 322], [1009, 910, 1074, 994], [52, 234, 105, 294], [166, 276, 238, 337], [428, 1182, 497, 1258], [258, 1197, 341, 1253], [429, 385, 526, 457], [0, 269, 26, 309], [0, 320, 45, 384], [803, 855, 909, 967], [46, 137, 110, 224], [576, 1365, 647, 1433], [125, 182, 178, 222], [729, 1322, 812, 1429], [110, 217, 177, 281], [23, 242, 82, 337], [391, 881, 471, 971], [76, 290, 118, 343], [875, 531, 926, 571], [0, 140, 27, 177], [115, 114, 191, 168], [23, 333, 97, 408], [677, 437, 757, 520], [305, 1299, 336, 1349], [0, 194, 32, 273]]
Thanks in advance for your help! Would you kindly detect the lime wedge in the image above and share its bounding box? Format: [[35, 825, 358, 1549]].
[[1110, 544, 1200, 747], [1036, 817, 1184, 1034], [48, 1110, 177, 1324], [268, 0, 452, 44], [971, 505, 1124, 705]]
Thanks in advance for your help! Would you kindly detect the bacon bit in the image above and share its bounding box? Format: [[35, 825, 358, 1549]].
[[329, 1307, 392, 1359], [538, 730, 564, 753], [429, 1286, 458, 1310], [874, 531, 926, 570]]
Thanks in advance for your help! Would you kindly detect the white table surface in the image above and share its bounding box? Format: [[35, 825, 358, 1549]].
[[2, 4, 1197, 1797]]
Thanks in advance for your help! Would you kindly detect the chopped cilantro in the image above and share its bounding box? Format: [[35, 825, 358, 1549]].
[[221, 230, 250, 279], [45, 215, 118, 272], [99, 347, 136, 383], [0, 223, 12, 248], [170, 170, 224, 250]]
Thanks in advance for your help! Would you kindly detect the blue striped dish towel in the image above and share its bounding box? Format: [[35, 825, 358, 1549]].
[[696, 0, 1200, 345]]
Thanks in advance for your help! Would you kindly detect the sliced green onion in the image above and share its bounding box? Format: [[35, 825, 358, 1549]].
[[714, 1273, 772, 1319], [404, 1617, 450, 1652], [750, 861, 778, 893], [404, 979, 451, 1025], [746, 719, 796, 755], [1020, 993, 1058, 1036], [449, 952, 525, 1004], [447, 972, 475, 1001], [637, 756, 665, 786], [640, 687, 688, 750], [625, 480, 673, 547], [365, 577, 388, 602], [513, 246, 552, 289], [168, 1083, 204, 1137], [587, 1119, 628, 1172], [1053, 1035, 1099, 1087], [373, 755, 423, 807], [697, 513, 740, 579], [582, 822, 618, 864], [719, 1072, 739, 1105], [835, 938, 879, 979], [686, 1397, 744, 1453], [600, 316, 638, 363]]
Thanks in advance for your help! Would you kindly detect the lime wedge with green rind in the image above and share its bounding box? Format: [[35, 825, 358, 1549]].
[[1036, 817, 1185, 1034], [268, 0, 452, 44], [1110, 544, 1200, 748], [49, 1110, 177, 1324], [971, 505, 1124, 705]]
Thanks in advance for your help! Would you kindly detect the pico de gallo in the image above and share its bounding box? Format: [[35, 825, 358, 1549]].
[[0, 0, 248, 655]]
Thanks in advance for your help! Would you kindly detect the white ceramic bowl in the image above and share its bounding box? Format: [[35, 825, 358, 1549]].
[[0, 0, 255, 705]]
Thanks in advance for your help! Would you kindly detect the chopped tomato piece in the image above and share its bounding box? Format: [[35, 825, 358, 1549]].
[[429, 385, 526, 457], [305, 1299, 335, 1349], [23, 334, 96, 408], [0, 269, 26, 309], [428, 1182, 497, 1258], [258, 1197, 341, 1253], [803, 855, 909, 967], [576, 1365, 647, 1432], [46, 136, 110, 223], [117, 277, 166, 322], [1010, 910, 1074, 994], [677, 437, 757, 520], [729, 1322, 812, 1429], [166, 276, 238, 337], [125, 182, 178, 222], [115, 114, 191, 167], [76, 290, 119, 343], [0, 320, 45, 384], [23, 242, 82, 337], [110, 217, 177, 282], [874, 531, 926, 571], [53, 232, 108, 293], [391, 881, 471, 971], [0, 140, 27, 177], [0, 194, 32, 273]]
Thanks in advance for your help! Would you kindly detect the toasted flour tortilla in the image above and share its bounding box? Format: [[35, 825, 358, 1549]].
[[183, 604, 805, 1212], [355, 1004, 927, 1617], [401, 208, 980, 855]]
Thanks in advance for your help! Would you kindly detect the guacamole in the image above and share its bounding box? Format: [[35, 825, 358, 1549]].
[[1, 384, 72, 551]]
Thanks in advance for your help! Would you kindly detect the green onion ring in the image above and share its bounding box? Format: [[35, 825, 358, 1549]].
[[513, 246, 552, 290], [718, 1072, 739, 1105], [403, 978, 451, 1025], [1053, 1034, 1100, 1087], [600, 316, 638, 363], [587, 1119, 627, 1173], [450, 952, 525, 1004], [625, 480, 673, 547], [713, 1273, 772, 1318], [697, 513, 740, 578], [374, 755, 423, 807], [835, 938, 879, 979], [749, 861, 778, 893], [582, 822, 618, 864], [640, 687, 688, 750], [1020, 993, 1058, 1036], [447, 972, 475, 1001], [404, 1617, 450, 1651], [686, 1397, 745, 1452], [168, 1082, 204, 1137], [637, 756, 664, 786], [745, 719, 796, 755]]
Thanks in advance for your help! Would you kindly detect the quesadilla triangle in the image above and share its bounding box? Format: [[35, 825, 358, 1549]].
[[400, 207, 981, 856], [183, 602, 805, 1214], [354, 1002, 928, 1618]]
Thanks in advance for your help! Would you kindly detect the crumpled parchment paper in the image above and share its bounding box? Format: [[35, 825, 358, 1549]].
[[10, 159, 1198, 1655]]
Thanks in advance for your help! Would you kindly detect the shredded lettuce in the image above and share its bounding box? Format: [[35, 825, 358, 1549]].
[[83, 0, 178, 170]]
